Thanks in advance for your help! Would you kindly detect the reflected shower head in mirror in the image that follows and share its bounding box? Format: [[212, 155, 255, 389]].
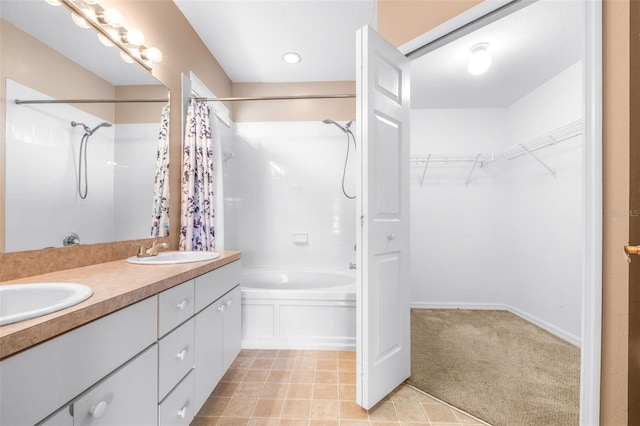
[[322, 118, 353, 134], [71, 121, 112, 136]]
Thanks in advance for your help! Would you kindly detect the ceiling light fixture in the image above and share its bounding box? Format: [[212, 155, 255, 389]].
[[48, 0, 163, 70], [282, 52, 302, 64], [468, 43, 492, 75]]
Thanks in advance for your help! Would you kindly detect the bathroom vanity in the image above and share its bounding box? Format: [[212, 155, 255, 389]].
[[0, 252, 241, 426]]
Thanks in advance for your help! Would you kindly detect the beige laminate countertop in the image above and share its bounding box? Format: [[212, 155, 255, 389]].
[[0, 250, 241, 360]]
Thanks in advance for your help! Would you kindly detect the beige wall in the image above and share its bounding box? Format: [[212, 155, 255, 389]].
[[377, 1, 633, 423], [114, 85, 169, 124], [232, 81, 356, 122]]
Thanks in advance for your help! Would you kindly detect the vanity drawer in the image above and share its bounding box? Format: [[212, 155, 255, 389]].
[[159, 369, 195, 426], [73, 344, 158, 426], [195, 260, 241, 313], [158, 317, 194, 400], [158, 279, 195, 337]]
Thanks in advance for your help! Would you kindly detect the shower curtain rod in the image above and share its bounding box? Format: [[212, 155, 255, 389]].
[[14, 99, 169, 105], [15, 93, 356, 105]]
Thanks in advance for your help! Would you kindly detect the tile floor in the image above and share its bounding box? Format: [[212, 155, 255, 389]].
[[192, 349, 487, 425]]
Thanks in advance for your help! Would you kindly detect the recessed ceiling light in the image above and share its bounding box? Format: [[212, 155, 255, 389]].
[[468, 43, 492, 75], [282, 52, 302, 64]]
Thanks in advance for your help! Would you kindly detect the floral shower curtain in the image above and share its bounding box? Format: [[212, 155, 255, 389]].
[[180, 99, 216, 250], [151, 104, 170, 237]]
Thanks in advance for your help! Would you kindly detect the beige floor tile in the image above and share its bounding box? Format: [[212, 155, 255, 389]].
[[313, 384, 339, 400], [339, 401, 369, 420], [222, 368, 248, 383], [236, 382, 265, 399], [368, 401, 398, 422], [453, 410, 486, 424], [252, 399, 285, 418], [217, 418, 250, 425], [370, 422, 401, 426], [339, 384, 356, 401], [272, 358, 296, 370], [294, 358, 317, 370], [267, 370, 293, 383], [213, 382, 240, 398], [316, 350, 338, 359], [252, 358, 276, 369], [337, 351, 356, 360], [238, 349, 260, 359], [390, 386, 419, 403], [287, 383, 314, 399], [281, 399, 312, 419], [278, 419, 308, 426], [257, 350, 278, 359], [223, 398, 258, 418], [316, 358, 338, 371], [338, 371, 356, 384], [244, 369, 271, 383], [233, 357, 256, 369], [310, 399, 340, 419], [338, 359, 356, 372], [310, 420, 339, 426], [277, 350, 300, 359], [261, 383, 289, 399], [339, 419, 370, 425], [421, 404, 462, 423], [290, 369, 315, 384], [394, 402, 428, 423], [248, 418, 280, 426], [191, 416, 220, 425], [315, 371, 338, 384], [199, 397, 231, 417]]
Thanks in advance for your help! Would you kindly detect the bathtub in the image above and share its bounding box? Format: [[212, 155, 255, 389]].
[[241, 269, 356, 350]]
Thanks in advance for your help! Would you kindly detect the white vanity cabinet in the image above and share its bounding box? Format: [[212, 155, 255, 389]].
[[1, 259, 241, 426], [193, 261, 242, 414]]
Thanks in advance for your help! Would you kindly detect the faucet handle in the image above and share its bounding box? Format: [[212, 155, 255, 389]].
[[131, 242, 147, 257]]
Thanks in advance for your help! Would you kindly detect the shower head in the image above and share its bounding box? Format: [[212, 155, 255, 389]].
[[90, 122, 112, 135], [322, 119, 354, 134], [71, 121, 112, 136]]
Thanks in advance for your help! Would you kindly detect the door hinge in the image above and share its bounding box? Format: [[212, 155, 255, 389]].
[[360, 215, 364, 226]]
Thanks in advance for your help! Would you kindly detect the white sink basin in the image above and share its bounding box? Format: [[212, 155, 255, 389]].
[[0, 283, 93, 326], [127, 251, 220, 265]]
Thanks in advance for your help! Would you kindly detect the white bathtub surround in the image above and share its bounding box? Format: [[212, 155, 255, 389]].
[[410, 62, 583, 346], [241, 269, 356, 350], [232, 121, 357, 271]]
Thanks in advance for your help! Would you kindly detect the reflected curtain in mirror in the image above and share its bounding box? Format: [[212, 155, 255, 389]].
[[151, 104, 170, 237], [180, 100, 215, 250]]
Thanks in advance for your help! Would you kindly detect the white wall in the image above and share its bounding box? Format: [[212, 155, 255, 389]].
[[113, 123, 159, 241], [5, 80, 114, 251], [231, 121, 357, 271], [410, 61, 583, 345]]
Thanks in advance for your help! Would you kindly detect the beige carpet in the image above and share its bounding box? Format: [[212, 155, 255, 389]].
[[408, 309, 580, 426]]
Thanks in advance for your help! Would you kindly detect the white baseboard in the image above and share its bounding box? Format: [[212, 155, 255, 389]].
[[410, 301, 581, 348]]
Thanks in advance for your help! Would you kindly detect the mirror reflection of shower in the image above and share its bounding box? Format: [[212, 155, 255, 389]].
[[323, 119, 356, 199], [71, 120, 112, 199]]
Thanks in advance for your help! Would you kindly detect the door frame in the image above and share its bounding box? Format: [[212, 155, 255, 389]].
[[396, 1, 603, 424]]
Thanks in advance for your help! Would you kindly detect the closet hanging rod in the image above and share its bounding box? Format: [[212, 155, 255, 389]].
[[14, 99, 169, 105], [191, 94, 356, 102]]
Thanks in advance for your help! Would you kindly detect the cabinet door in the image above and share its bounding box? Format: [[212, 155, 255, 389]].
[[38, 406, 73, 426], [222, 286, 242, 372], [193, 301, 223, 413], [73, 345, 158, 426]]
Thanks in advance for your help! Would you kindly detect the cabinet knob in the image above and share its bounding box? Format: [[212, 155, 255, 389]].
[[177, 406, 188, 419], [226, 299, 232, 307], [176, 348, 188, 361], [90, 401, 108, 418], [218, 304, 226, 312], [176, 299, 188, 310]]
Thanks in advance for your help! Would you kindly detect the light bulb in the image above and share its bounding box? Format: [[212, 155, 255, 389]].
[[142, 47, 163, 63], [98, 8, 124, 28], [84, 0, 99, 4], [282, 52, 302, 64], [122, 28, 145, 46], [44, 0, 62, 6], [468, 43, 492, 75], [71, 8, 95, 29]]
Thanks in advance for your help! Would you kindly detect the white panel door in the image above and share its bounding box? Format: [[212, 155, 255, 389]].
[[355, 25, 411, 410]]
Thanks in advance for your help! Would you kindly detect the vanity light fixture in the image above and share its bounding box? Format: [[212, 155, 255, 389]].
[[49, 0, 163, 70], [468, 42, 492, 75], [282, 52, 302, 64]]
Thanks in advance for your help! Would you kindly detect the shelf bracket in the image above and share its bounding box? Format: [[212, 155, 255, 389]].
[[519, 144, 556, 177], [465, 154, 482, 186], [419, 155, 431, 187]]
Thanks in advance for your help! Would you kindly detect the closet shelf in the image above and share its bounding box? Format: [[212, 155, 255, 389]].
[[411, 119, 583, 186]]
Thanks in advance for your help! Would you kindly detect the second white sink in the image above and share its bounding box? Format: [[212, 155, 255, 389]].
[[0, 283, 93, 326], [127, 251, 220, 265]]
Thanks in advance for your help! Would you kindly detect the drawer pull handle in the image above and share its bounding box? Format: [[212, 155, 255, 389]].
[[90, 401, 108, 418], [218, 304, 226, 312], [177, 406, 188, 419], [177, 348, 188, 361], [176, 299, 188, 310]]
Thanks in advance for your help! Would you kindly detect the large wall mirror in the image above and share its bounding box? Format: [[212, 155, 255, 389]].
[[0, 1, 170, 253]]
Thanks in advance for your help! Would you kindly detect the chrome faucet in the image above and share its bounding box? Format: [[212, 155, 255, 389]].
[[133, 240, 169, 257]]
